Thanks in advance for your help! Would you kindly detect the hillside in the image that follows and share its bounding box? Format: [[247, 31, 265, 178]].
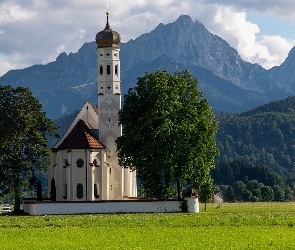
[[216, 96, 295, 180]]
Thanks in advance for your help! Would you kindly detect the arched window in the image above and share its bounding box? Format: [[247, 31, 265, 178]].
[[93, 158, 100, 167], [76, 158, 84, 168], [76, 183, 83, 199], [107, 65, 111, 75], [115, 64, 118, 76], [63, 183, 67, 199], [100, 65, 103, 75], [94, 183, 99, 199]]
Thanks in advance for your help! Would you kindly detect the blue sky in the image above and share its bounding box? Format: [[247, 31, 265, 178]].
[[0, 0, 295, 76], [247, 14, 295, 40]]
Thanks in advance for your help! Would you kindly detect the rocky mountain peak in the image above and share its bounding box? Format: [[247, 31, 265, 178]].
[[0, 15, 292, 119], [267, 45, 295, 93]]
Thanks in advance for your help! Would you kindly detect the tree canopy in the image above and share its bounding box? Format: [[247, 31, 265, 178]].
[[116, 70, 219, 200], [216, 96, 295, 180], [0, 86, 58, 213]]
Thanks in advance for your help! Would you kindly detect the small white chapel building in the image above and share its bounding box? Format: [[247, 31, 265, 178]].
[[47, 11, 137, 202]]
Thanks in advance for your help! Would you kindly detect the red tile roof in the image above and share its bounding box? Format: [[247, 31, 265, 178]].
[[54, 119, 105, 150]]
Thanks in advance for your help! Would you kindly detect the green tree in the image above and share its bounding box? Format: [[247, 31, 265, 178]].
[[249, 196, 258, 202], [233, 181, 246, 198], [260, 186, 274, 201], [242, 189, 252, 202], [199, 176, 215, 211], [247, 179, 260, 191], [289, 182, 295, 194], [284, 185, 293, 201], [0, 86, 58, 213], [116, 70, 219, 200], [273, 185, 285, 202], [224, 186, 235, 202]]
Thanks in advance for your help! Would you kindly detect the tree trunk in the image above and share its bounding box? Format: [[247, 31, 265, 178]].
[[13, 174, 21, 214], [205, 202, 207, 212], [177, 181, 183, 200]]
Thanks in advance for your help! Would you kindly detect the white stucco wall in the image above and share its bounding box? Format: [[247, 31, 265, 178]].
[[24, 198, 199, 215]]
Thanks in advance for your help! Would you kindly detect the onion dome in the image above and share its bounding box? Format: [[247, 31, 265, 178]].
[[96, 11, 120, 48]]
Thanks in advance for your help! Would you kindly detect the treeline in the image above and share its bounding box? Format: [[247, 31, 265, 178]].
[[216, 96, 295, 180], [212, 160, 294, 202]]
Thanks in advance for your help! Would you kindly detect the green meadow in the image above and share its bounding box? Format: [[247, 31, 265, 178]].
[[1, 202, 295, 249]]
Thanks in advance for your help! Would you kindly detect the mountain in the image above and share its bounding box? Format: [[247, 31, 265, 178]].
[[267, 47, 295, 94], [122, 16, 270, 92], [0, 15, 293, 119], [216, 96, 295, 180], [0, 44, 98, 118]]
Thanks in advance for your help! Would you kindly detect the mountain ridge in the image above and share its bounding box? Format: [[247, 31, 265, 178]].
[[0, 14, 293, 119]]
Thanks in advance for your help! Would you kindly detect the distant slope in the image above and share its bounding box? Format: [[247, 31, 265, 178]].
[[122, 54, 270, 112], [217, 96, 295, 180]]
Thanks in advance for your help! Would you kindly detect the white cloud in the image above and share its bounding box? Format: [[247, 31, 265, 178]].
[[0, 2, 36, 23], [202, 0, 295, 19], [0, 51, 27, 76], [205, 5, 295, 69]]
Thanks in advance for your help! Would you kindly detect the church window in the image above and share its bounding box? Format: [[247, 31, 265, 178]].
[[76, 183, 83, 199], [63, 183, 67, 199], [93, 158, 100, 167], [106, 53, 110, 57], [107, 65, 111, 75], [76, 158, 84, 168], [94, 183, 99, 198], [63, 159, 70, 168], [100, 53, 103, 57], [115, 64, 118, 76], [114, 53, 117, 57], [100, 65, 103, 75], [115, 85, 118, 90]]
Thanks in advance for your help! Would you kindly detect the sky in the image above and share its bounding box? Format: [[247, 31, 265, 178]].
[[1, 0, 295, 77]]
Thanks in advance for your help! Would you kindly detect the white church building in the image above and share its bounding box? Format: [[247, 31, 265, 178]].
[[23, 10, 199, 215], [47, 11, 137, 201]]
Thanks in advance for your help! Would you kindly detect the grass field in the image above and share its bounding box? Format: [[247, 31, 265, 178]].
[[1, 202, 295, 249]]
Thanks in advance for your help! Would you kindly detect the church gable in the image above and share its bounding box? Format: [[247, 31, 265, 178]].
[[55, 119, 105, 150], [53, 102, 98, 149]]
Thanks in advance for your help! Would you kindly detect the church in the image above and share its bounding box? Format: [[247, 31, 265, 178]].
[[47, 10, 137, 201]]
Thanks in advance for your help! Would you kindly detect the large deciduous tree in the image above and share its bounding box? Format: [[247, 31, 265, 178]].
[[0, 86, 58, 213], [116, 70, 219, 200]]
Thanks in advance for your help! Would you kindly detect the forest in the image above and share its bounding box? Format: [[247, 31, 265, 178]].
[[216, 96, 295, 180], [212, 96, 295, 201]]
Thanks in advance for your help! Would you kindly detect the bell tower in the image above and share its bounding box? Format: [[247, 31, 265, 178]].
[[95, 8, 123, 199]]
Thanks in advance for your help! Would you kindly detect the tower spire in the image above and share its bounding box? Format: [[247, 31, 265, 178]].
[[96, 3, 120, 48], [106, 2, 110, 30]]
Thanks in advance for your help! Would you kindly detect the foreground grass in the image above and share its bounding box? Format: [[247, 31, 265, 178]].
[[1, 202, 295, 249]]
